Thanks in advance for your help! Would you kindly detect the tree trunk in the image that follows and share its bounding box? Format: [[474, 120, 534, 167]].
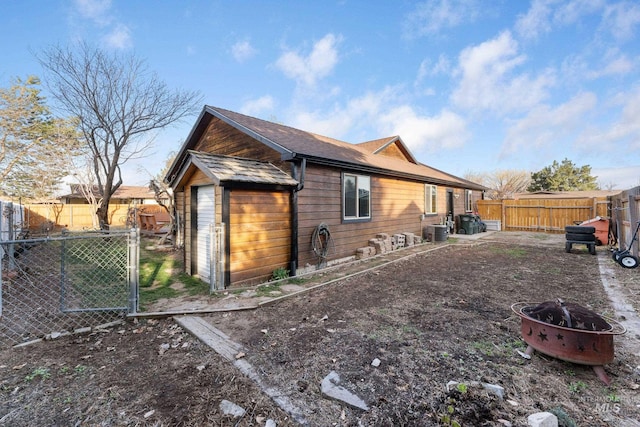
[[96, 205, 110, 230]]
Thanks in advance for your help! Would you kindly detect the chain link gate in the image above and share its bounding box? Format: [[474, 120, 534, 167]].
[[0, 229, 139, 347]]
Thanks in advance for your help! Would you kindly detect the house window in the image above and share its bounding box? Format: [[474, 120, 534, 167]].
[[425, 184, 437, 214], [465, 189, 473, 212], [343, 173, 370, 220]]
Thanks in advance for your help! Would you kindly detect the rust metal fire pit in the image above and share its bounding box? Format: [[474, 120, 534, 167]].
[[511, 301, 626, 385]]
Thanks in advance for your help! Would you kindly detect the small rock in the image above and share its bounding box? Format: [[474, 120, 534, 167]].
[[260, 329, 268, 334], [144, 410, 155, 418], [219, 399, 246, 417], [527, 412, 558, 427], [517, 349, 531, 360], [321, 371, 369, 411], [235, 352, 246, 359], [482, 382, 504, 400], [320, 315, 329, 321], [371, 358, 381, 367], [506, 399, 519, 406], [196, 365, 206, 372], [158, 343, 170, 355], [326, 328, 336, 333], [265, 420, 276, 427]]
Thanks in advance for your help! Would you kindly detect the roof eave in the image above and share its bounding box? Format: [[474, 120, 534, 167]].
[[289, 154, 484, 189], [166, 105, 295, 186]]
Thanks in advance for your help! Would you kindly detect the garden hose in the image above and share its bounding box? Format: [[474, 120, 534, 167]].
[[312, 223, 332, 267]]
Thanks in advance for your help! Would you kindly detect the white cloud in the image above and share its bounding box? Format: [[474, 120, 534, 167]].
[[515, 0, 604, 40], [103, 24, 132, 49], [74, 0, 112, 25], [289, 86, 402, 138], [287, 83, 469, 156], [563, 49, 635, 82], [589, 50, 634, 79], [73, 0, 133, 49], [592, 166, 640, 190], [378, 106, 469, 151], [232, 39, 257, 63], [416, 54, 451, 85], [575, 87, 640, 152], [451, 31, 555, 114], [554, 0, 604, 25], [275, 34, 342, 87], [603, 1, 640, 40], [404, 0, 481, 38], [514, 0, 556, 40], [500, 92, 597, 157], [240, 96, 275, 117]]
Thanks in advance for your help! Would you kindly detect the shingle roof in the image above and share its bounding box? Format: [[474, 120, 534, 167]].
[[189, 151, 298, 187], [169, 106, 485, 190], [356, 136, 418, 163]]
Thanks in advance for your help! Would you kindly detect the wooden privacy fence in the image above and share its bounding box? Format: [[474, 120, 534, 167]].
[[476, 197, 610, 233], [23, 203, 165, 232], [610, 186, 640, 257]]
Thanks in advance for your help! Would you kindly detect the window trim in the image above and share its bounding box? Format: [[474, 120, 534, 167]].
[[465, 189, 473, 212], [425, 184, 438, 215], [342, 173, 371, 222]]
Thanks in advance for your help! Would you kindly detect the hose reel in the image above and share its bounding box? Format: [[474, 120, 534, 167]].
[[312, 223, 333, 267]]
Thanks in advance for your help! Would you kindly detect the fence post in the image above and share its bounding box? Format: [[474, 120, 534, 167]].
[[217, 223, 225, 291], [0, 240, 3, 317], [128, 228, 139, 314], [6, 202, 16, 272]]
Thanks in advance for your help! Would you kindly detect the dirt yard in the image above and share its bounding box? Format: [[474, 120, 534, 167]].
[[1, 232, 639, 426]]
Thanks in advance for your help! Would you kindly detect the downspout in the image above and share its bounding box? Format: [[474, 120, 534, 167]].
[[290, 158, 306, 276]]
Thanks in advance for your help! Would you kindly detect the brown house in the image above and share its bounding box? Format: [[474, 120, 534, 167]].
[[166, 106, 485, 288]]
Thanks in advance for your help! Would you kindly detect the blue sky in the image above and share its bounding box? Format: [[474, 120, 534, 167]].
[[2, 0, 639, 189]]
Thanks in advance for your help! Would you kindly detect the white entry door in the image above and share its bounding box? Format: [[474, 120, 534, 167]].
[[196, 185, 215, 282]]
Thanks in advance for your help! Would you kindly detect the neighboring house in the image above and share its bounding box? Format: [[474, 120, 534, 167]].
[[165, 106, 485, 288], [59, 185, 162, 205]]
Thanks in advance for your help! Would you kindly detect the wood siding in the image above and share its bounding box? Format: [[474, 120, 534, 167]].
[[376, 143, 409, 161], [229, 189, 291, 285], [297, 164, 455, 268], [174, 115, 483, 285], [194, 117, 288, 171]]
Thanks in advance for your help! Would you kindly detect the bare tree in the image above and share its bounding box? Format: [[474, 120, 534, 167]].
[[148, 152, 177, 246], [38, 43, 202, 229], [465, 169, 531, 200], [71, 157, 102, 229]]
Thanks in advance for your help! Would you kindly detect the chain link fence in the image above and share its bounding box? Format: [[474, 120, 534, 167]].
[[0, 230, 139, 347]]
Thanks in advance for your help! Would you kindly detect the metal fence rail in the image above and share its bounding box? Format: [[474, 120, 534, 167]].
[[0, 230, 139, 347]]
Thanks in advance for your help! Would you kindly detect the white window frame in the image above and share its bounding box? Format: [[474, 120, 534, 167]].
[[343, 173, 371, 221], [425, 184, 437, 215], [465, 189, 473, 212]]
